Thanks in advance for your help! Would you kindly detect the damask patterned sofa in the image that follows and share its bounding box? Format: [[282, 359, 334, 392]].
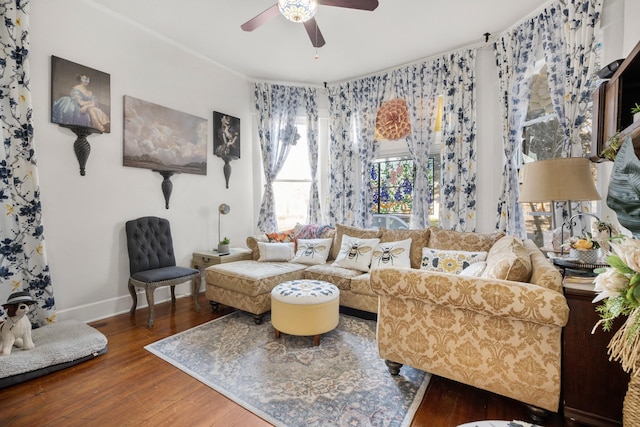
[[370, 237, 569, 413]]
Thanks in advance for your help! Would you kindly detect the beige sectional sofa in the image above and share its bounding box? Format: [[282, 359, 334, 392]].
[[203, 223, 569, 413]]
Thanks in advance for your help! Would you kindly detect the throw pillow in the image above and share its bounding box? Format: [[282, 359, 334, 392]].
[[332, 234, 381, 272], [290, 238, 333, 265], [420, 247, 488, 274], [294, 224, 336, 240], [266, 229, 295, 243], [331, 224, 382, 260], [481, 235, 532, 282], [459, 261, 487, 277], [370, 238, 412, 271], [257, 242, 296, 262]]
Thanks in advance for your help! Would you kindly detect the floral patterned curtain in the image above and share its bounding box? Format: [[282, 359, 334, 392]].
[[327, 75, 388, 228], [390, 63, 438, 229], [327, 84, 357, 226], [494, 19, 540, 238], [304, 88, 321, 224], [540, 0, 602, 230], [438, 49, 478, 231], [0, 0, 55, 326], [254, 83, 318, 232]]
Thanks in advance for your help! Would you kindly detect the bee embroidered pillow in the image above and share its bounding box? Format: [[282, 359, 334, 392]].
[[332, 234, 381, 272], [420, 248, 488, 274], [290, 238, 333, 265], [370, 238, 412, 271]]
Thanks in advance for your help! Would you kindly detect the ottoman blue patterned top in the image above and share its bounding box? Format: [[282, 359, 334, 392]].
[[271, 280, 339, 305]]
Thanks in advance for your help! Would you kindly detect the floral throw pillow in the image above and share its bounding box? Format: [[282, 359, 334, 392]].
[[266, 229, 295, 243], [370, 238, 412, 271], [332, 234, 380, 272], [290, 238, 333, 265], [420, 247, 488, 274]]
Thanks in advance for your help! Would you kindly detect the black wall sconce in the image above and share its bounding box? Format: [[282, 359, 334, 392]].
[[153, 170, 180, 209], [60, 124, 102, 176]]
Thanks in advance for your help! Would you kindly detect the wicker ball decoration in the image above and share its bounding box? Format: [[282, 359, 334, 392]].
[[375, 98, 411, 140]]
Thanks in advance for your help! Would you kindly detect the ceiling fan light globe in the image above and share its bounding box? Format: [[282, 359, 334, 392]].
[[278, 0, 318, 23]]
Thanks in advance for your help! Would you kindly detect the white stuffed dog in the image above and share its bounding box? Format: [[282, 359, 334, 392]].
[[1, 291, 36, 355]]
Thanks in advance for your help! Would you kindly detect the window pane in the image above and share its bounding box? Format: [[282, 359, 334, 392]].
[[273, 181, 311, 231], [277, 123, 311, 180]]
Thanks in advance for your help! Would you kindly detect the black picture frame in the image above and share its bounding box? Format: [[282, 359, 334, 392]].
[[213, 112, 240, 160], [50, 56, 111, 133]]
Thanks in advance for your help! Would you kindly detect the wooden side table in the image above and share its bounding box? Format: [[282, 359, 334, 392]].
[[562, 278, 629, 426], [191, 247, 252, 270]]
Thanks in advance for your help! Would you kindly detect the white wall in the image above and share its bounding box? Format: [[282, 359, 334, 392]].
[[30, 0, 255, 322]]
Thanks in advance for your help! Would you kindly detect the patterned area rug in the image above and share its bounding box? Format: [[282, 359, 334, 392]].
[[145, 311, 430, 427]]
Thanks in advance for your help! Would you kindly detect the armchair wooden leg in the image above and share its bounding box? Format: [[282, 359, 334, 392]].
[[170, 285, 176, 305], [128, 282, 138, 317], [145, 286, 155, 328], [192, 277, 201, 312]]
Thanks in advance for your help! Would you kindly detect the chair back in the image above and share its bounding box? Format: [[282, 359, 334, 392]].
[[125, 216, 176, 274]]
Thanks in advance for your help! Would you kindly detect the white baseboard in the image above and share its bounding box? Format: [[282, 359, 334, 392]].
[[55, 282, 200, 324]]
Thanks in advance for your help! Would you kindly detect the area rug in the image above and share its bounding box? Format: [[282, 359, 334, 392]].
[[145, 311, 430, 427]]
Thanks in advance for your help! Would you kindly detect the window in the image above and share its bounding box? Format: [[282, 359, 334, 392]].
[[520, 63, 595, 247], [370, 157, 439, 229], [273, 119, 311, 231]]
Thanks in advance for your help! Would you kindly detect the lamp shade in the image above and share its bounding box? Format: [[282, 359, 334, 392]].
[[519, 157, 601, 202]]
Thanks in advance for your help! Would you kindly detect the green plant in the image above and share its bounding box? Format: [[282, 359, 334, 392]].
[[632, 103, 640, 114], [220, 237, 230, 245], [600, 131, 622, 161]]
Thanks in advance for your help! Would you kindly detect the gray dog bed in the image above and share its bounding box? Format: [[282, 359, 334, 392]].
[[0, 319, 108, 388]]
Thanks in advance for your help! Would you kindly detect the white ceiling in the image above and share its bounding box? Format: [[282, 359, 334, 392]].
[[89, 0, 549, 85]]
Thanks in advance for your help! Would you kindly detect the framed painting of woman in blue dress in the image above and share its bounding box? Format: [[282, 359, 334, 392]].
[[50, 56, 111, 133]]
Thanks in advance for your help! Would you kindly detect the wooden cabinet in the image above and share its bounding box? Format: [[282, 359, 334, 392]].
[[563, 282, 629, 426], [592, 40, 640, 159]]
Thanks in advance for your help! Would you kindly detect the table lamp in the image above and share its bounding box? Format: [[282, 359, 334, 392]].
[[519, 157, 601, 253], [217, 203, 231, 254]]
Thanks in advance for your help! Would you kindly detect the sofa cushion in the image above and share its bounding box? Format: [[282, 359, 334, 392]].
[[481, 235, 532, 282], [333, 235, 381, 272], [304, 263, 362, 291], [294, 224, 336, 240], [420, 248, 488, 274], [370, 238, 412, 271], [205, 260, 307, 297], [427, 227, 504, 252], [290, 238, 333, 265], [331, 224, 382, 260], [380, 228, 430, 269], [350, 273, 375, 297]]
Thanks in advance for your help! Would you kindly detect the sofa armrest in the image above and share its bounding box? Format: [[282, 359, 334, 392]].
[[246, 234, 269, 261], [370, 267, 569, 327]]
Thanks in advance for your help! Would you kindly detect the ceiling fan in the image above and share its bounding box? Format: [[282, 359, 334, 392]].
[[241, 0, 379, 48]]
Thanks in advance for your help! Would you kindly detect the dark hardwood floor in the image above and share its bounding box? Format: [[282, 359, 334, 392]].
[[0, 294, 566, 426]]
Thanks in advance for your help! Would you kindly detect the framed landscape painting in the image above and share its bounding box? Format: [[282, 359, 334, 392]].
[[213, 111, 240, 160], [123, 96, 207, 175], [50, 56, 111, 133]]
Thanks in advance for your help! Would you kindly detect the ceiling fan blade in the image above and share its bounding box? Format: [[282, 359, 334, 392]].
[[303, 18, 326, 48], [318, 0, 379, 11], [241, 4, 280, 32]]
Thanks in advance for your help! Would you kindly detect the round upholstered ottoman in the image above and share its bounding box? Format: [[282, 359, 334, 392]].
[[271, 279, 340, 346]]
